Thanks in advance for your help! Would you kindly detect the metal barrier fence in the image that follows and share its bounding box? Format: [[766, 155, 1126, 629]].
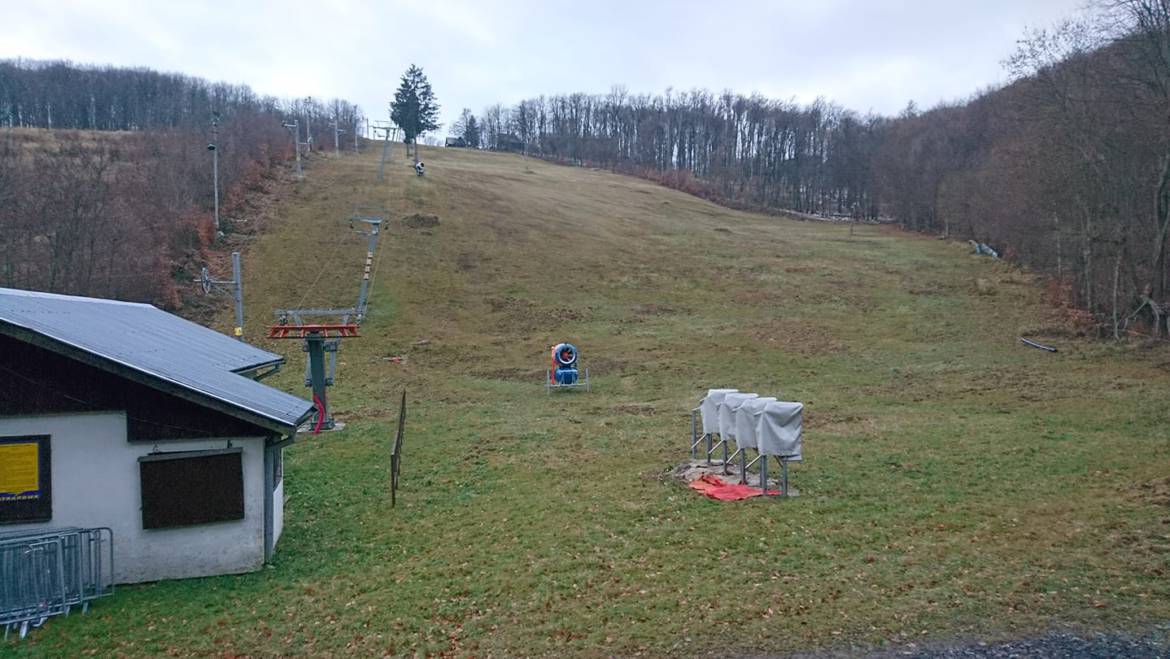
[[0, 527, 114, 640]]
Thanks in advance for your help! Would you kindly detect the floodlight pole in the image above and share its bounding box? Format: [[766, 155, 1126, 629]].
[[209, 112, 220, 235]]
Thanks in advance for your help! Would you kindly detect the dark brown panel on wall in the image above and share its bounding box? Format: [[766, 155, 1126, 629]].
[[139, 448, 244, 529]]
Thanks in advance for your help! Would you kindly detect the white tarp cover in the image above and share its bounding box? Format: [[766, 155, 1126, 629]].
[[733, 396, 776, 451], [717, 393, 758, 441], [758, 400, 803, 460], [700, 389, 739, 434]]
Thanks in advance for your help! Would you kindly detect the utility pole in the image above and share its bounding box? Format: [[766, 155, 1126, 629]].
[[282, 120, 302, 175], [208, 111, 220, 235]]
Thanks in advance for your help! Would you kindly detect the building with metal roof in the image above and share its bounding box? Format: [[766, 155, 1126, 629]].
[[0, 287, 314, 583]]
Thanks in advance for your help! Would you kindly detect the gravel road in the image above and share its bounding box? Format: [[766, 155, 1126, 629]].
[[750, 625, 1170, 659]]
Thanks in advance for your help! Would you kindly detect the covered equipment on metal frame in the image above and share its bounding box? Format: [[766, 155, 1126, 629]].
[[757, 400, 803, 461], [699, 389, 738, 436], [716, 393, 758, 446], [734, 396, 777, 452], [711, 392, 757, 466], [686, 389, 805, 497], [690, 388, 738, 459], [731, 395, 776, 478]]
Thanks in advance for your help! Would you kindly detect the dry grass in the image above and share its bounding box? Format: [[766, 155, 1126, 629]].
[[11, 144, 1170, 657], [1, 126, 138, 154]]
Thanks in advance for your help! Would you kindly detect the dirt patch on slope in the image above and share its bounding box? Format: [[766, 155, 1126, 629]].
[[634, 303, 678, 316], [485, 295, 589, 331], [750, 317, 847, 356], [403, 213, 440, 228], [476, 367, 545, 382], [1128, 477, 1170, 508], [614, 402, 657, 416]]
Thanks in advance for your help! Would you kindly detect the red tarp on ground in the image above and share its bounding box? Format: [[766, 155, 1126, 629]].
[[688, 474, 780, 501]]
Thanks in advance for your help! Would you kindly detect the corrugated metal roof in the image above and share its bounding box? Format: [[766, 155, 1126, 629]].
[[0, 287, 313, 431]]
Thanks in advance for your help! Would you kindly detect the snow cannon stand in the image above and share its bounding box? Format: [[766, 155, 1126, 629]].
[[546, 342, 591, 393]]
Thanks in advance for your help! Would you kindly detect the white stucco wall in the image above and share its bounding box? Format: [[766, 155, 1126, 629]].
[[0, 411, 278, 584]]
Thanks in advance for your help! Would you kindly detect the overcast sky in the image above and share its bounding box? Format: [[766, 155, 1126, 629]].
[[2, 0, 1086, 133]]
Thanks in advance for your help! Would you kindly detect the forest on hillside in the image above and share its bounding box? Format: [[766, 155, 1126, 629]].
[[0, 60, 363, 306], [465, 1, 1170, 339]]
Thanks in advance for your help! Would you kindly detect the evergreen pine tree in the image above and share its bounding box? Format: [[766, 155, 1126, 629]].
[[390, 65, 440, 148]]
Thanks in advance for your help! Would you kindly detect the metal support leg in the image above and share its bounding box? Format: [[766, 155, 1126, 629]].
[[722, 447, 741, 476], [690, 433, 708, 456], [379, 134, 390, 181], [707, 439, 725, 464], [782, 459, 789, 498], [231, 252, 244, 341], [356, 225, 380, 321], [760, 456, 768, 496], [690, 410, 698, 459], [306, 333, 332, 430]]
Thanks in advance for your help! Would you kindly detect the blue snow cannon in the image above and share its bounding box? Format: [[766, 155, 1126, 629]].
[[551, 342, 578, 385], [545, 342, 591, 392]]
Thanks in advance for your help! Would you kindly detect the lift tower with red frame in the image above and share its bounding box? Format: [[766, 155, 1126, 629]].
[[268, 321, 359, 432]]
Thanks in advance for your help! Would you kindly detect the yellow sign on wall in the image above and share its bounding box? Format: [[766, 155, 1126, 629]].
[[0, 443, 40, 498]]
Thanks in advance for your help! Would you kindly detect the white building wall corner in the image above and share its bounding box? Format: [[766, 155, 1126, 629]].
[[0, 411, 269, 584]]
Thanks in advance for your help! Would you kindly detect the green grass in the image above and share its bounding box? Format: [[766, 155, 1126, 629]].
[[8, 145, 1170, 657]]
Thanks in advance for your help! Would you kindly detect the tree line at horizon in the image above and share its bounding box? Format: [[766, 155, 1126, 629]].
[[457, 0, 1170, 339], [0, 59, 364, 307], [0, 59, 363, 144]]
